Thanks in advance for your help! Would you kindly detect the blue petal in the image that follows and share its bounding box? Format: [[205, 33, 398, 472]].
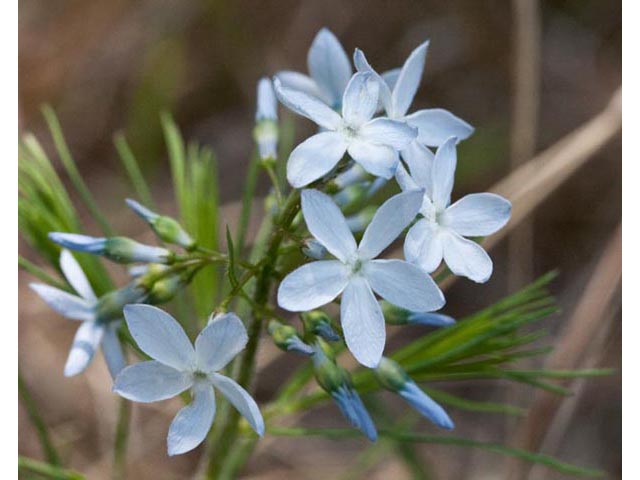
[[167, 383, 216, 456], [285, 336, 315, 356], [407, 312, 456, 327], [30, 283, 95, 322], [307, 28, 352, 108], [399, 381, 454, 430], [48, 233, 106, 254], [64, 321, 104, 377], [113, 360, 192, 402], [332, 385, 378, 441], [125, 199, 159, 222], [210, 373, 265, 436]]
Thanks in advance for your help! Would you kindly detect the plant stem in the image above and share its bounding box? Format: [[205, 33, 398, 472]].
[[18, 456, 85, 480], [112, 398, 130, 480], [18, 372, 60, 466], [204, 190, 301, 478]]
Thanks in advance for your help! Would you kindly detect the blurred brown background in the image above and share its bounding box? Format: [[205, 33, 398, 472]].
[[19, 0, 621, 478]]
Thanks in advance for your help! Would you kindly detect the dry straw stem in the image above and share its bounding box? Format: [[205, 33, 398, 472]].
[[508, 0, 541, 291], [505, 224, 621, 480]]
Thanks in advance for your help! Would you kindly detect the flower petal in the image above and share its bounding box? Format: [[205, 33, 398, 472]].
[[347, 140, 398, 179], [273, 77, 343, 130], [405, 108, 474, 147], [359, 118, 417, 150], [64, 321, 104, 376], [358, 190, 424, 260], [353, 48, 393, 114], [30, 283, 94, 322], [48, 232, 106, 254], [391, 41, 429, 117], [113, 360, 192, 402], [442, 231, 493, 283], [404, 219, 444, 273], [195, 312, 248, 373], [332, 385, 378, 441], [275, 71, 324, 100], [340, 277, 385, 368], [167, 383, 216, 456], [287, 132, 348, 188], [210, 373, 265, 436], [440, 193, 511, 236], [301, 189, 357, 262], [342, 73, 379, 127], [399, 381, 454, 429], [395, 164, 420, 192], [59, 250, 96, 301], [123, 304, 195, 370], [431, 137, 458, 210], [256, 77, 278, 121], [365, 259, 445, 312], [407, 312, 456, 327], [382, 68, 401, 91], [307, 28, 352, 107], [277, 260, 349, 311], [400, 140, 434, 192], [102, 323, 126, 379]]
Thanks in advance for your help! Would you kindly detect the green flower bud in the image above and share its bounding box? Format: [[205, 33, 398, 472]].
[[95, 284, 148, 322], [104, 237, 174, 264], [373, 357, 410, 392], [301, 311, 340, 341], [126, 199, 195, 250], [267, 320, 314, 356]]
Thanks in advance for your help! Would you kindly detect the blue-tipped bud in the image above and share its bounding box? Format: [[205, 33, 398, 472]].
[[95, 284, 148, 322], [126, 199, 195, 250], [312, 340, 378, 441], [267, 320, 314, 356], [49, 232, 174, 265], [382, 301, 455, 327], [345, 206, 378, 233], [301, 310, 340, 342], [333, 182, 370, 207], [374, 357, 454, 430], [254, 78, 279, 161], [331, 164, 368, 191], [302, 239, 328, 260]]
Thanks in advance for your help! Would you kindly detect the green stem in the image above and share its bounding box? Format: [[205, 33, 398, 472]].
[[205, 190, 301, 479], [19, 256, 68, 291], [112, 398, 130, 480], [18, 456, 84, 480], [113, 133, 156, 209], [18, 372, 60, 466]]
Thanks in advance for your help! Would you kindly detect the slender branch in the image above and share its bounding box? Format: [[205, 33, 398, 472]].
[[112, 398, 131, 480], [18, 456, 84, 480], [18, 372, 60, 466]]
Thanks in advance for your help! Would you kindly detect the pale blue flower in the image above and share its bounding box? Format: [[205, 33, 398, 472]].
[[30, 250, 128, 378], [276, 28, 352, 110], [49, 232, 173, 264], [375, 357, 453, 430], [397, 137, 512, 282], [278, 189, 445, 368], [273, 72, 417, 188], [354, 43, 474, 147], [254, 77, 279, 161], [113, 305, 265, 455]]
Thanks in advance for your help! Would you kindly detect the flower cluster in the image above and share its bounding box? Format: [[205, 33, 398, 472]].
[[30, 27, 511, 455]]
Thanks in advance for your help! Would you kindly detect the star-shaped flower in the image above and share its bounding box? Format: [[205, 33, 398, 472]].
[[397, 137, 511, 283], [274, 72, 417, 188], [276, 28, 352, 110], [277, 189, 445, 368], [30, 250, 129, 378], [113, 305, 265, 455], [354, 42, 474, 148]]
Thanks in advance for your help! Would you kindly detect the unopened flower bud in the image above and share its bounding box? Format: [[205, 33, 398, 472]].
[[382, 301, 455, 327], [95, 284, 148, 322], [374, 357, 453, 430], [312, 339, 377, 441], [126, 199, 195, 250], [302, 239, 327, 260], [267, 320, 314, 356], [301, 310, 340, 341], [49, 233, 174, 264], [253, 78, 279, 161]]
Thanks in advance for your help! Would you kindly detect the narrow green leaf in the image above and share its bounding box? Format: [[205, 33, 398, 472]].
[[113, 133, 156, 209], [18, 456, 85, 480], [41, 105, 114, 236], [423, 387, 526, 416], [268, 427, 603, 477], [18, 256, 68, 291]]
